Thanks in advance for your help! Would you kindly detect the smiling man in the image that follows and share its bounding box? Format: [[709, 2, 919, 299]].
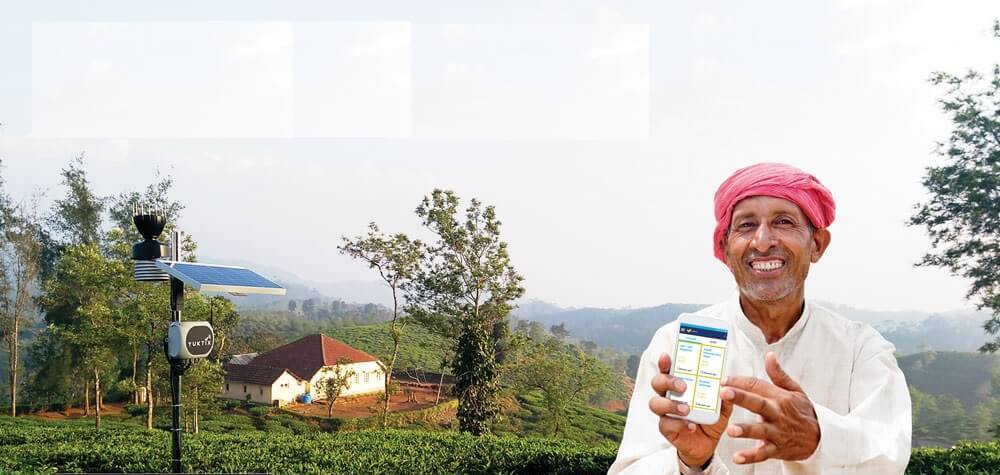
[[609, 163, 911, 474]]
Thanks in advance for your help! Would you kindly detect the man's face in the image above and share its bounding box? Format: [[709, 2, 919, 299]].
[[723, 196, 830, 303]]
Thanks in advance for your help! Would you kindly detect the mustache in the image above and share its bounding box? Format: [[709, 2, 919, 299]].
[[743, 250, 789, 263]]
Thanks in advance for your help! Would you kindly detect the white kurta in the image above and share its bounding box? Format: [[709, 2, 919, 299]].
[[609, 293, 911, 474]]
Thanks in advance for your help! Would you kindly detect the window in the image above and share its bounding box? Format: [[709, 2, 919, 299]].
[[260, 388, 264, 396], [364, 372, 370, 383], [226, 383, 230, 391], [243, 385, 247, 393], [353, 373, 359, 384]]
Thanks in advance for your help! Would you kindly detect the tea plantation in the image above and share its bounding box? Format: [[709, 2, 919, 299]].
[[0, 417, 615, 475], [1, 417, 998, 474]]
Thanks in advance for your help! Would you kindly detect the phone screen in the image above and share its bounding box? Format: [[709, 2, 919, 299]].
[[670, 322, 728, 414]]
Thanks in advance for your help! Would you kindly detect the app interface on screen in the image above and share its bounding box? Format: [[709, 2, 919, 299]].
[[671, 323, 728, 413]]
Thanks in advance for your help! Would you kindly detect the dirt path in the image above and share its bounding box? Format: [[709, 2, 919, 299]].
[[33, 402, 126, 420], [287, 384, 448, 418]]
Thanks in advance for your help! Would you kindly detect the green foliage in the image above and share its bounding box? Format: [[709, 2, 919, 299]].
[[339, 221, 424, 428], [326, 323, 451, 373], [247, 406, 271, 418], [315, 357, 357, 417], [506, 332, 614, 437], [910, 385, 1000, 447], [497, 391, 627, 446], [909, 21, 1000, 353], [0, 417, 617, 475], [899, 351, 999, 408], [908, 442, 1000, 474], [408, 190, 526, 435], [48, 154, 105, 247]]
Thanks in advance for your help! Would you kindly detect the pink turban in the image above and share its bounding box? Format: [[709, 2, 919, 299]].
[[713, 163, 835, 264]]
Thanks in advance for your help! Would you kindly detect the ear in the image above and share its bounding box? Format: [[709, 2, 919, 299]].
[[810, 228, 831, 263]]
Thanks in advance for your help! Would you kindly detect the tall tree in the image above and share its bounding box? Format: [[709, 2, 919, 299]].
[[339, 222, 423, 429], [39, 243, 130, 429], [0, 197, 44, 416], [910, 21, 1000, 352], [302, 299, 315, 318], [49, 154, 105, 247], [407, 190, 525, 435], [182, 358, 224, 434]]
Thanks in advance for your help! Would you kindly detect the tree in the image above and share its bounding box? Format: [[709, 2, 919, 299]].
[[626, 354, 641, 379], [28, 155, 108, 418], [407, 190, 525, 435], [315, 357, 356, 417], [39, 243, 130, 430], [339, 222, 423, 429], [0, 197, 43, 416], [287, 300, 297, 313], [910, 21, 1000, 352], [507, 333, 611, 436], [182, 358, 224, 434], [49, 154, 105, 246], [550, 323, 569, 340]]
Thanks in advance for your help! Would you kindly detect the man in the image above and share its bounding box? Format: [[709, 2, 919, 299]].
[[609, 163, 911, 474]]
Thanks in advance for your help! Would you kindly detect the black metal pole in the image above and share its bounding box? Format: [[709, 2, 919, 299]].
[[169, 276, 184, 474]]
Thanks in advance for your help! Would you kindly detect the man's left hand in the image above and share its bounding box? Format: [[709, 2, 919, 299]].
[[721, 351, 820, 465]]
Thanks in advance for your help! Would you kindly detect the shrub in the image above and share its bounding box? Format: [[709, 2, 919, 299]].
[[124, 404, 147, 418], [248, 406, 271, 418]]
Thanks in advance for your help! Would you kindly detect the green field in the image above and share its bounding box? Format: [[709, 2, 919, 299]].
[[1, 417, 998, 474], [0, 417, 616, 475]]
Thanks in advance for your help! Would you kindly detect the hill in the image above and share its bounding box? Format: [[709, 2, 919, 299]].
[[521, 303, 705, 353], [520, 301, 991, 355], [898, 351, 999, 409]]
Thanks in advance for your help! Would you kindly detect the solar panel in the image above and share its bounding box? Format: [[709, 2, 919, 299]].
[[154, 260, 287, 296]]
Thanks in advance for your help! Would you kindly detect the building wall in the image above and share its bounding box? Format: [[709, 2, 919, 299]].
[[221, 380, 272, 405], [309, 361, 385, 399], [270, 372, 305, 405], [220, 370, 304, 406]]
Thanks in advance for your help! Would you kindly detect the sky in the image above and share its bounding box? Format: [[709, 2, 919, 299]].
[[0, 0, 997, 312]]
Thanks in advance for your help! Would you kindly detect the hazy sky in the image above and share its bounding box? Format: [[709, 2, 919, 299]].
[[0, 1, 997, 312]]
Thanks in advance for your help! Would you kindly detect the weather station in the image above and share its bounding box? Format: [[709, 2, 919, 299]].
[[131, 204, 286, 474]]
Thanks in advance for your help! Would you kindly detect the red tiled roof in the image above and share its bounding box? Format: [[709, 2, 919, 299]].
[[224, 363, 302, 386], [248, 334, 378, 380]]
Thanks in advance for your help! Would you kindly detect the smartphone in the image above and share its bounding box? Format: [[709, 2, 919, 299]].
[[667, 313, 731, 425]]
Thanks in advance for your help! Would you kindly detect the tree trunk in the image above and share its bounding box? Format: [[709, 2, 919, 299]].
[[8, 314, 17, 417], [327, 402, 333, 418], [94, 367, 102, 430], [193, 387, 199, 435], [131, 347, 138, 404], [84, 378, 91, 417], [146, 351, 154, 430], [435, 371, 445, 405], [381, 288, 400, 429]]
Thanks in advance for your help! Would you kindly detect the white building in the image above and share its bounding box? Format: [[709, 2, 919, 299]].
[[222, 334, 385, 406]]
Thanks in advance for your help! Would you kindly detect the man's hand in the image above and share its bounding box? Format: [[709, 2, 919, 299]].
[[721, 351, 820, 465], [649, 353, 733, 468]]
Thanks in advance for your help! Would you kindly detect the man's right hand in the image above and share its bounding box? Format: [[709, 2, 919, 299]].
[[649, 353, 733, 468]]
